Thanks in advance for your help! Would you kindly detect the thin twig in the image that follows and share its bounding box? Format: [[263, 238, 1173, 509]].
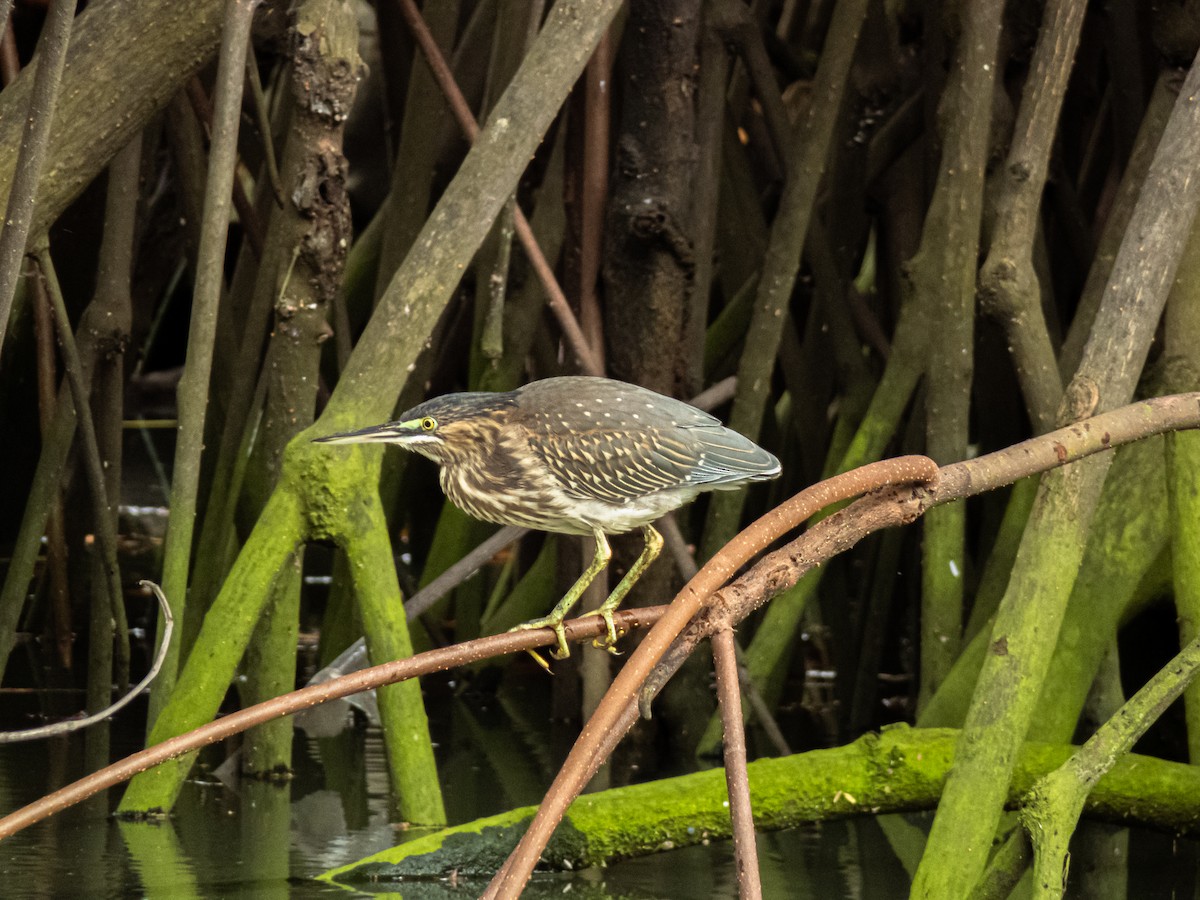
[[0, 0, 76, 354], [577, 28, 612, 367], [245, 51, 286, 207], [736, 639, 793, 756], [34, 242, 131, 689], [713, 626, 763, 899], [407, 525, 528, 619], [0, 583, 174, 744], [690, 375, 738, 412], [396, 0, 604, 376], [659, 513, 699, 579], [183, 76, 266, 257], [304, 525, 528, 686]]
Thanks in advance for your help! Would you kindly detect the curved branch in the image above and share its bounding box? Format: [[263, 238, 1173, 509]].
[[0, 583, 173, 745]]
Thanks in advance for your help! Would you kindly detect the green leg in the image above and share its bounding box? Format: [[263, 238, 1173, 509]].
[[510, 530, 611, 662], [581, 524, 663, 654]]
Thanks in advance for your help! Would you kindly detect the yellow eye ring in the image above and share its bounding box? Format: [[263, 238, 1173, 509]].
[[420, 417, 437, 432]]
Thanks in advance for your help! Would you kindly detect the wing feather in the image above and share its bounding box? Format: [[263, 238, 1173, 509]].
[[529, 430, 682, 503]]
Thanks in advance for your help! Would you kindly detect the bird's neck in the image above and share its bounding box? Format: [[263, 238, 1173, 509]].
[[433, 420, 503, 471], [434, 424, 525, 526]]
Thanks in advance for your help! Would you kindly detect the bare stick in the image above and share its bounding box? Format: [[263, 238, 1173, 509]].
[[396, 0, 603, 376], [0, 583, 173, 744], [713, 626, 763, 900], [34, 243, 130, 687]]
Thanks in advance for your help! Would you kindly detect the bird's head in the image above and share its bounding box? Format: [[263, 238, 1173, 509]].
[[313, 391, 515, 466]]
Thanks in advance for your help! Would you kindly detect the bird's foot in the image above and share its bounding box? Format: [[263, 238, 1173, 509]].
[[578, 608, 623, 656], [509, 615, 572, 670]]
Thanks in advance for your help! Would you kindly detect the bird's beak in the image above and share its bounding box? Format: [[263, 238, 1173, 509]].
[[312, 423, 413, 444]]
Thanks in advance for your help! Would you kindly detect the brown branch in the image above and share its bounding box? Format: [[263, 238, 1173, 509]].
[[713, 626, 763, 900], [396, 0, 603, 376], [0, 606, 662, 840]]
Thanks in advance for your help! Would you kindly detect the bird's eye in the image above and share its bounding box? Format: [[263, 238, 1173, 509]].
[[420, 417, 437, 432]]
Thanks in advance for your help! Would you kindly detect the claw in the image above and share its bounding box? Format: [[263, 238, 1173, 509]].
[[580, 608, 623, 654], [593, 638, 623, 657], [509, 615, 572, 667]]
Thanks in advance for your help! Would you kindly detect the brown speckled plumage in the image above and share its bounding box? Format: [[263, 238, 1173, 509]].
[[315, 376, 780, 661]]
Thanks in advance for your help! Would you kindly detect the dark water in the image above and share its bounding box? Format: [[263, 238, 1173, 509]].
[[2, 680, 1199, 898]]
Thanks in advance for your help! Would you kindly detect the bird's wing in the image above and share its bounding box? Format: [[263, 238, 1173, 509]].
[[527, 429, 687, 504], [516, 377, 722, 432], [675, 422, 781, 484]]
